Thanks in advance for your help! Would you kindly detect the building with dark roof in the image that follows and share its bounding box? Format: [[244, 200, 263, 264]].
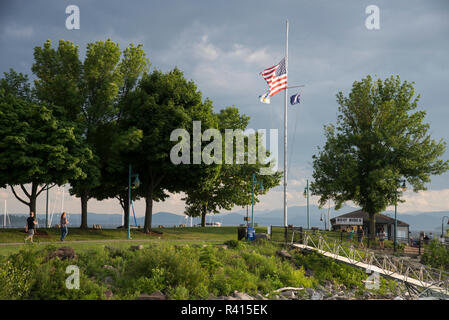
[[330, 209, 410, 243]]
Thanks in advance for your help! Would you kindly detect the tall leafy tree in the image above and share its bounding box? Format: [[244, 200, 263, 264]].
[[32, 39, 149, 228], [121, 68, 216, 233], [310, 75, 449, 241], [0, 71, 90, 213], [183, 107, 282, 226]]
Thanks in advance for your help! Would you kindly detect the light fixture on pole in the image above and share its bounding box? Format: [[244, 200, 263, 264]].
[[251, 172, 264, 229], [394, 179, 406, 252], [303, 179, 310, 229], [441, 216, 449, 239], [128, 164, 140, 240]]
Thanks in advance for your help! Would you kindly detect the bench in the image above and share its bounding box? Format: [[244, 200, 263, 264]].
[[403, 246, 425, 255]]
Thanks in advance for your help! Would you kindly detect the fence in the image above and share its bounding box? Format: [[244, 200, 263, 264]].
[[270, 226, 449, 298]]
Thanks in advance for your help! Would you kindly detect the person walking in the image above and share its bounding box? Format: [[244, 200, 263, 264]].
[[357, 225, 364, 248], [60, 212, 69, 241], [379, 227, 385, 250], [24, 212, 37, 243], [348, 227, 354, 245]]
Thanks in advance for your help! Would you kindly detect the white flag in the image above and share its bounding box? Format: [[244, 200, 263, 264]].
[[259, 92, 271, 104]]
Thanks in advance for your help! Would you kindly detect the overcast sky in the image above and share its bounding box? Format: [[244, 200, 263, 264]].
[[0, 0, 448, 217]]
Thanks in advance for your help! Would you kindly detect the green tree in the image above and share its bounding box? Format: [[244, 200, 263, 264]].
[[32, 39, 149, 228], [0, 71, 90, 213], [121, 68, 216, 233], [310, 75, 449, 241], [183, 107, 282, 226]]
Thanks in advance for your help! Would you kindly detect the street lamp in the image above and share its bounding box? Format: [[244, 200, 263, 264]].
[[441, 216, 449, 239], [251, 173, 263, 229], [128, 164, 140, 240], [394, 179, 406, 252], [303, 179, 310, 229]]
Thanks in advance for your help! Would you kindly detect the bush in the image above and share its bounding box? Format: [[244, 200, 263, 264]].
[[421, 239, 449, 270]]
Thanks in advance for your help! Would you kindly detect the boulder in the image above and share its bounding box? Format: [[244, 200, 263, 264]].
[[255, 293, 269, 300], [103, 265, 118, 272], [215, 245, 228, 250], [254, 233, 270, 241], [130, 244, 144, 251], [280, 290, 296, 299], [276, 250, 292, 260], [105, 290, 113, 299], [137, 290, 166, 300], [45, 246, 77, 262], [233, 291, 254, 300], [311, 291, 324, 300]]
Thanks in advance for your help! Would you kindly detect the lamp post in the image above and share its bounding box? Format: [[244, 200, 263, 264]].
[[303, 179, 310, 229], [251, 173, 264, 228], [128, 164, 140, 240], [441, 216, 449, 239], [394, 179, 407, 252]]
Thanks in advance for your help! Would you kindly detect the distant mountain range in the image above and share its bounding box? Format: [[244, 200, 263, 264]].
[[2, 204, 449, 235]]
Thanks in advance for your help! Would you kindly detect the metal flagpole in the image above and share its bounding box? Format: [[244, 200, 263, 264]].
[[283, 20, 289, 227]]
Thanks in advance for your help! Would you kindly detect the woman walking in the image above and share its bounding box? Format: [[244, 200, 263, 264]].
[[378, 227, 385, 250], [60, 212, 69, 241]]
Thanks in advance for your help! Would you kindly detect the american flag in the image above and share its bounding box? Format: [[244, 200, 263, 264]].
[[260, 58, 287, 97]]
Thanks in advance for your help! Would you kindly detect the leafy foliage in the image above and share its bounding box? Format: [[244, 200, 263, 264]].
[[311, 75, 449, 238]]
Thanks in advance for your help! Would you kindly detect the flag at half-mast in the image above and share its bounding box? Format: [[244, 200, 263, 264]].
[[260, 57, 287, 97]]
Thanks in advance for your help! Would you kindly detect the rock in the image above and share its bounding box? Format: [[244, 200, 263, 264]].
[[103, 265, 117, 272], [304, 268, 314, 277], [104, 276, 113, 285], [255, 293, 269, 300], [277, 250, 292, 260], [311, 291, 324, 300], [130, 245, 144, 251], [215, 245, 228, 250], [105, 290, 113, 299], [280, 290, 296, 299], [44, 246, 77, 262], [393, 296, 404, 300], [305, 288, 315, 296], [233, 291, 254, 300], [255, 233, 270, 240], [137, 290, 166, 300]]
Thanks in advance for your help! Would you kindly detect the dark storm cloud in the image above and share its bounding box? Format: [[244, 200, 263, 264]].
[[1, 0, 448, 211]]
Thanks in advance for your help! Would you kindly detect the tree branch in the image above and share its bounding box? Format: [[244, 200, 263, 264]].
[[36, 183, 56, 197], [20, 184, 31, 198], [10, 185, 30, 206]]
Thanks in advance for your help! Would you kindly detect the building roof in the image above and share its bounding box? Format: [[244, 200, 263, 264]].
[[330, 209, 409, 227]]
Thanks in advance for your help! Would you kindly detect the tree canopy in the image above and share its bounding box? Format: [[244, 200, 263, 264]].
[[310, 75, 449, 239]]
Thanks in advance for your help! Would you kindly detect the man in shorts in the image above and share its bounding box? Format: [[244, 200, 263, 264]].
[[25, 211, 37, 243], [357, 226, 364, 248]]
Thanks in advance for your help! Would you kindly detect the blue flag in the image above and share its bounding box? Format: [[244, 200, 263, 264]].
[[290, 92, 301, 105]]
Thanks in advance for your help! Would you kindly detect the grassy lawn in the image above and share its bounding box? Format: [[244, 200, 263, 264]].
[[0, 226, 267, 256]]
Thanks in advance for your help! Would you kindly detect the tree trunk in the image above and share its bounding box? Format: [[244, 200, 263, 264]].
[[368, 212, 376, 243], [124, 199, 130, 229], [201, 204, 207, 227], [119, 194, 130, 228], [80, 192, 89, 229], [143, 188, 153, 234], [201, 212, 207, 227], [29, 182, 38, 214]]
